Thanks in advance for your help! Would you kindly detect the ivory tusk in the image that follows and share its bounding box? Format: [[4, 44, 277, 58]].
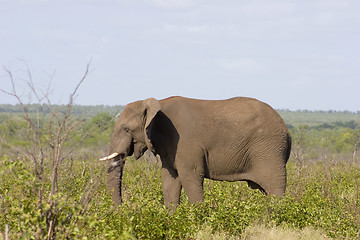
[[99, 152, 119, 161]]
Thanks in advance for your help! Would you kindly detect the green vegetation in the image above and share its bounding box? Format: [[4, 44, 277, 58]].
[[0, 104, 124, 121], [278, 109, 360, 128], [1, 104, 360, 239], [1, 156, 359, 239]]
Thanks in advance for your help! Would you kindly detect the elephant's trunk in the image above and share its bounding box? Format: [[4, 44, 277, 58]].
[[106, 160, 124, 205], [100, 152, 125, 205]]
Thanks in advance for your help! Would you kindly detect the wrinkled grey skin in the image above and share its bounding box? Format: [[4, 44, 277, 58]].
[[104, 96, 291, 209]]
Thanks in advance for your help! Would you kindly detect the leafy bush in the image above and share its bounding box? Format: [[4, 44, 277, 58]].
[[2, 155, 359, 239]]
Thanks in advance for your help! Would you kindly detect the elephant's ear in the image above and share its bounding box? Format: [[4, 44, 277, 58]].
[[143, 98, 161, 152]]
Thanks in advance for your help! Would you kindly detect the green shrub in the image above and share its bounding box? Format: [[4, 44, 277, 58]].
[[1, 155, 360, 239]]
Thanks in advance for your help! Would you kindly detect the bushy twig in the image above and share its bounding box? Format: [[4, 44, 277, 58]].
[[0, 61, 95, 239]]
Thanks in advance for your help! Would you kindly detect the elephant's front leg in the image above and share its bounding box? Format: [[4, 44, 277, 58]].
[[161, 167, 182, 209]]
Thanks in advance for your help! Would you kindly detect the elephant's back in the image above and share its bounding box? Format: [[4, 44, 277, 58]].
[[160, 96, 287, 140], [160, 96, 286, 129], [160, 96, 275, 114], [196, 97, 284, 129]]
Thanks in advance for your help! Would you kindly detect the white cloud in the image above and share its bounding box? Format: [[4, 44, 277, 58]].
[[241, 1, 295, 16], [216, 58, 261, 73], [147, 0, 195, 9], [186, 25, 207, 33], [161, 23, 209, 34], [313, 0, 349, 9]]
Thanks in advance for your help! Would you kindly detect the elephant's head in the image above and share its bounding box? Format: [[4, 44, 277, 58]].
[[99, 98, 161, 205]]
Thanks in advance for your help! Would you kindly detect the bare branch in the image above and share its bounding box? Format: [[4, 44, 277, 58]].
[[67, 61, 92, 114], [41, 70, 56, 100], [1, 67, 20, 98], [1, 61, 93, 239], [1, 68, 40, 134]]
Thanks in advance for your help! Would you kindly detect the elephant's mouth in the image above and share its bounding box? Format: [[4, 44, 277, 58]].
[[100, 141, 135, 173]]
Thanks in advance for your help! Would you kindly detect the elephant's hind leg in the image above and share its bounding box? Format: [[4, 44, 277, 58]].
[[246, 175, 286, 196], [248, 156, 287, 196], [256, 169, 287, 197]]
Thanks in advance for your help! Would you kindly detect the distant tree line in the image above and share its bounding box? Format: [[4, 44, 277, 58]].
[[277, 109, 360, 128], [278, 109, 360, 114], [2, 104, 360, 121], [0, 104, 124, 121], [287, 120, 360, 130]]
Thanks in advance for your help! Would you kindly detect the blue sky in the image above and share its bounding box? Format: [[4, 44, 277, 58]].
[[1, 0, 359, 111]]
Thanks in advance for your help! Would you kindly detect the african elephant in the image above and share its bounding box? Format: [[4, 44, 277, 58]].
[[99, 96, 291, 209]]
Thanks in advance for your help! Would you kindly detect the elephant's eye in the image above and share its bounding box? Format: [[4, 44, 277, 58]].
[[122, 126, 131, 133]]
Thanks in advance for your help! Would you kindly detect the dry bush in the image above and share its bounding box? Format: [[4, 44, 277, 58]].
[[0, 62, 105, 239], [241, 224, 332, 240]]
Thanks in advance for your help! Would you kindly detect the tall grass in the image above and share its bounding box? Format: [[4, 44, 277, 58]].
[[1, 154, 359, 239]]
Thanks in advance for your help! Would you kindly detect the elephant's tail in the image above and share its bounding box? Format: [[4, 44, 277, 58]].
[[285, 133, 292, 164]]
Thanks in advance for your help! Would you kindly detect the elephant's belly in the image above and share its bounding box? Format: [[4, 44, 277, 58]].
[[205, 159, 250, 181], [206, 172, 250, 182], [205, 151, 249, 181]]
